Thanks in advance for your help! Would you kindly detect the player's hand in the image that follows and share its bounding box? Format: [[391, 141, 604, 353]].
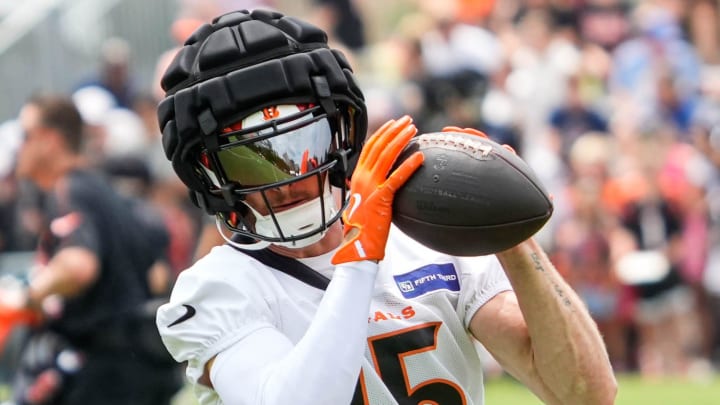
[[442, 126, 489, 139], [443, 125, 516, 153], [332, 116, 424, 265]]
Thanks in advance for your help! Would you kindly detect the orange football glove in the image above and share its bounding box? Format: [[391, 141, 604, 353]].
[[443, 125, 516, 153], [332, 116, 424, 265], [442, 126, 489, 138]]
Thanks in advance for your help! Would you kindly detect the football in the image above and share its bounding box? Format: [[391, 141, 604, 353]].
[[391, 131, 553, 256]]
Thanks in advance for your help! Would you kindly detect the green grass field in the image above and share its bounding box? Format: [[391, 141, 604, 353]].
[[4, 373, 718, 404], [484, 374, 720, 405], [169, 373, 720, 404]]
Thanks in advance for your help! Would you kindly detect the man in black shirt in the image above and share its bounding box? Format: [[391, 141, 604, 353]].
[[5, 94, 180, 405]]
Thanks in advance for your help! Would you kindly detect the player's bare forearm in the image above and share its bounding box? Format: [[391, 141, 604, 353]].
[[493, 239, 617, 404]]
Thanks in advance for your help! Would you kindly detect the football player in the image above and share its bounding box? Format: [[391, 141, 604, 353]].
[[156, 9, 617, 405]]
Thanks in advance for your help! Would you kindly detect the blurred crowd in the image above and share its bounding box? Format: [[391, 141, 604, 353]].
[[1, 0, 720, 393], [353, 0, 720, 381]]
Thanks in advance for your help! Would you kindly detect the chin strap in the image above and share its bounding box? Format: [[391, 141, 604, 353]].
[[216, 218, 271, 250]]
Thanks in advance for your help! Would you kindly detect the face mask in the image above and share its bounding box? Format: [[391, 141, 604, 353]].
[[244, 188, 338, 249]]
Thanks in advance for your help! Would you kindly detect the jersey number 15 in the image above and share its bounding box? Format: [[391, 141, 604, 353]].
[[350, 322, 466, 405]]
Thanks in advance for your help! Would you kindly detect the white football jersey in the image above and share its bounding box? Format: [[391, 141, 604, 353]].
[[157, 226, 512, 404]]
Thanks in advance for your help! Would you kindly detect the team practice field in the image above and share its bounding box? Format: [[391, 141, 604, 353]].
[[157, 374, 720, 405]]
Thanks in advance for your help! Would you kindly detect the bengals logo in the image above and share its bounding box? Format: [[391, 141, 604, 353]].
[[262, 106, 280, 120]]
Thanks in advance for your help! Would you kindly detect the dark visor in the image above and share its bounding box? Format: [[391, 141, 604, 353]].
[[216, 117, 334, 187]]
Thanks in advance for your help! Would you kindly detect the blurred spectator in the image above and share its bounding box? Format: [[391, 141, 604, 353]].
[[578, 0, 631, 51], [503, 6, 579, 190], [396, 12, 500, 132], [70, 85, 116, 166], [687, 0, 720, 65], [382, 16, 436, 131], [0, 179, 44, 255], [548, 72, 609, 165], [72, 85, 148, 160], [576, 41, 614, 104], [552, 131, 630, 371], [75, 37, 137, 109], [553, 176, 628, 371], [3, 94, 181, 405], [692, 109, 720, 366], [0, 120, 41, 253], [419, 16, 501, 81], [609, 3, 702, 137], [74, 80, 201, 279], [101, 156, 176, 297], [479, 62, 523, 153], [613, 146, 698, 378], [673, 143, 717, 372], [455, 0, 496, 25], [98, 107, 148, 160], [310, 0, 366, 51], [353, 0, 720, 379]]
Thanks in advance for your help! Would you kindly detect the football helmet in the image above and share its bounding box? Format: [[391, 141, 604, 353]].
[[157, 9, 367, 248]]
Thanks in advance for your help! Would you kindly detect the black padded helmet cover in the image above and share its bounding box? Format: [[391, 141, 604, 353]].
[[157, 9, 367, 214]]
